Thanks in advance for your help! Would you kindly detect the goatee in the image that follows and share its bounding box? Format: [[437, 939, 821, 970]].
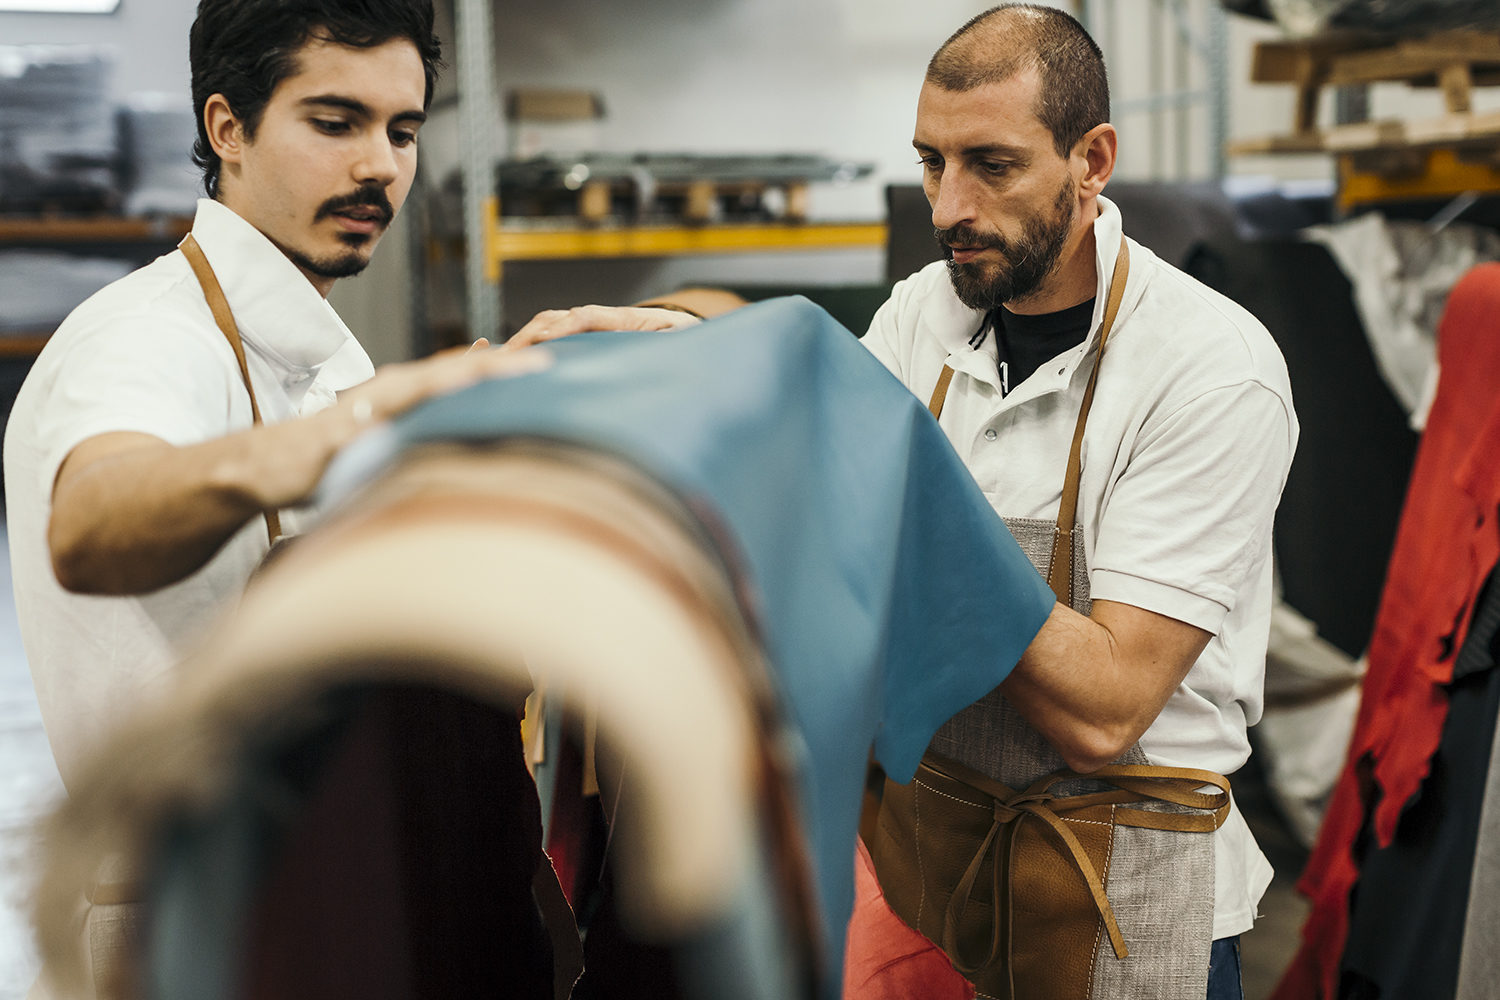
[[286, 246, 372, 280], [937, 177, 1076, 311], [283, 184, 396, 279]]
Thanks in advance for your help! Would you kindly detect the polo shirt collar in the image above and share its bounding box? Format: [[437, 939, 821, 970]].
[[927, 273, 999, 389], [930, 194, 1132, 407], [1007, 194, 1129, 402], [185, 198, 373, 393]]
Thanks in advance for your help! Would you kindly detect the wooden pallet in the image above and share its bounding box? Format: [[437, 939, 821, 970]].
[[1229, 29, 1500, 155], [1228, 30, 1500, 208]]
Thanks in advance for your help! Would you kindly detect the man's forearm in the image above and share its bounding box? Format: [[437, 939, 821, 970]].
[[999, 599, 1211, 773], [47, 342, 555, 596], [48, 407, 354, 595]]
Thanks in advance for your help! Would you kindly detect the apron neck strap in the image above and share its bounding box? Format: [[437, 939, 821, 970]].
[[178, 233, 282, 546], [927, 238, 1132, 605]]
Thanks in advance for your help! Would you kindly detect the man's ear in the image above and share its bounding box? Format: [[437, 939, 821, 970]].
[[1075, 122, 1117, 198], [203, 94, 245, 165]]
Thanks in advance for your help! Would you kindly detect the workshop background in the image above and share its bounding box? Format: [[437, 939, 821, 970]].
[[5, 0, 1500, 997]]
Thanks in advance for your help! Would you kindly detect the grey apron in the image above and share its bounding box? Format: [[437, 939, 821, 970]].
[[907, 240, 1218, 999], [926, 517, 1216, 1000]]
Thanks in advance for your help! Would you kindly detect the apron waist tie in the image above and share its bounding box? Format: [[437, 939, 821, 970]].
[[941, 792, 1128, 975], [931, 758, 1232, 974]]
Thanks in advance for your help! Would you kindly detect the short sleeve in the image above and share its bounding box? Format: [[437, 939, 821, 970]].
[[1089, 380, 1294, 631], [36, 315, 240, 491]]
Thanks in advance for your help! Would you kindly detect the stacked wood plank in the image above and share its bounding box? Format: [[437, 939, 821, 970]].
[[1230, 30, 1500, 161]]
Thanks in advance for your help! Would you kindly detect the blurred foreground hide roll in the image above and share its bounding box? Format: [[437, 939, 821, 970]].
[[32, 299, 1057, 1000]]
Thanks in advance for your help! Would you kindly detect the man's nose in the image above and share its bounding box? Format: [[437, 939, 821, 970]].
[[928, 170, 976, 232], [353, 130, 399, 188]]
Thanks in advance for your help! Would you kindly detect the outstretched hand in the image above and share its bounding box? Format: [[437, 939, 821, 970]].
[[337, 341, 553, 431], [505, 305, 702, 349]]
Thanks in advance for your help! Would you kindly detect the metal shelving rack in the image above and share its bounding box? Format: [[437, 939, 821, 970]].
[[451, 0, 889, 342], [1079, 0, 1232, 180], [0, 214, 191, 355], [455, 0, 504, 343]]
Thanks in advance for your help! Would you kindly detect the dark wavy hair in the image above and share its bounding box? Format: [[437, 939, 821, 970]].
[[926, 3, 1109, 158], [189, 0, 442, 198]]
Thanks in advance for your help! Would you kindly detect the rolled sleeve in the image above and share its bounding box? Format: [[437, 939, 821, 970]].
[[1089, 379, 1294, 627], [1090, 569, 1228, 633]]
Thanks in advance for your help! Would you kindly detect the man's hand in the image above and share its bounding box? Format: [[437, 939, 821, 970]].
[[506, 305, 702, 349], [334, 340, 552, 446], [48, 344, 552, 596]]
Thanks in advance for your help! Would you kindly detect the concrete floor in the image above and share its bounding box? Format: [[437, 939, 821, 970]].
[[0, 525, 67, 999], [0, 520, 1312, 998]]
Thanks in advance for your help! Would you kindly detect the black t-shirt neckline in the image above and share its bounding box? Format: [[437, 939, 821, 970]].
[[984, 297, 1095, 397]]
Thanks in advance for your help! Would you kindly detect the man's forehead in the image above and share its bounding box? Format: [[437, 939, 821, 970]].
[[914, 71, 1048, 148], [275, 34, 425, 108]]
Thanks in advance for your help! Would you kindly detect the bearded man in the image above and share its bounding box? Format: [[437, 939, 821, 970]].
[[502, 6, 1296, 997], [846, 5, 1297, 999], [7, 0, 551, 796]]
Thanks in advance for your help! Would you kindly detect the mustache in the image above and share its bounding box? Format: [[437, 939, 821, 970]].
[[935, 224, 1050, 270], [935, 224, 1007, 255], [315, 186, 395, 225]]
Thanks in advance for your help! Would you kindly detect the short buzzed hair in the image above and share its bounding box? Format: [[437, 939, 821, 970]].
[[926, 4, 1109, 158]]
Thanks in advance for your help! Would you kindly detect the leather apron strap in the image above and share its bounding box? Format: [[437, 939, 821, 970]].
[[922, 751, 1230, 969], [178, 234, 282, 546], [926, 239, 1131, 606]]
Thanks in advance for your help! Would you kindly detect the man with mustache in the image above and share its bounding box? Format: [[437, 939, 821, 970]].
[[516, 6, 1295, 998], [844, 6, 1297, 999], [4, 0, 548, 803]]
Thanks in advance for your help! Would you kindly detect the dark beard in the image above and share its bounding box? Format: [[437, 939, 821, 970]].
[[937, 177, 1076, 311], [285, 244, 372, 280]]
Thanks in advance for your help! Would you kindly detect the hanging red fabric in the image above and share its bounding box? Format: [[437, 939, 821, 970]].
[[1275, 262, 1500, 999]]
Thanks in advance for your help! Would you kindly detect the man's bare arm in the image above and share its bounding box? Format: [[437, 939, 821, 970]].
[[49, 344, 551, 595], [1000, 598, 1212, 773]]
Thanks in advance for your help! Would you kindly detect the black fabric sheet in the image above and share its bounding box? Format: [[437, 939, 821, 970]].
[[1339, 562, 1500, 998]]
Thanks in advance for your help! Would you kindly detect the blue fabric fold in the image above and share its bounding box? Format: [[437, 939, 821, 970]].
[[323, 296, 1056, 990]]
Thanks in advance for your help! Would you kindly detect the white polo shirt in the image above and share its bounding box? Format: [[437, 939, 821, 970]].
[[4, 198, 374, 787], [862, 195, 1298, 938]]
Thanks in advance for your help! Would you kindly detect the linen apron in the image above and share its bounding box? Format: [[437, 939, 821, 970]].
[[918, 518, 1218, 1000], [869, 241, 1219, 1000]]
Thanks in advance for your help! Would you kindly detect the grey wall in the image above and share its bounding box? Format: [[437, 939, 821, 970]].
[[12, 0, 1446, 356], [0, 2, 196, 97], [0, 1, 423, 361]]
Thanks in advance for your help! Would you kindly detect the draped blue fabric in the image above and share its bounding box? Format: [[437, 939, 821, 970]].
[[323, 297, 1056, 990]]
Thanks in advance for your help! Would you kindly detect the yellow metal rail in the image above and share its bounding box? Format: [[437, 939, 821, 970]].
[[487, 220, 888, 275], [1336, 147, 1500, 211]]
